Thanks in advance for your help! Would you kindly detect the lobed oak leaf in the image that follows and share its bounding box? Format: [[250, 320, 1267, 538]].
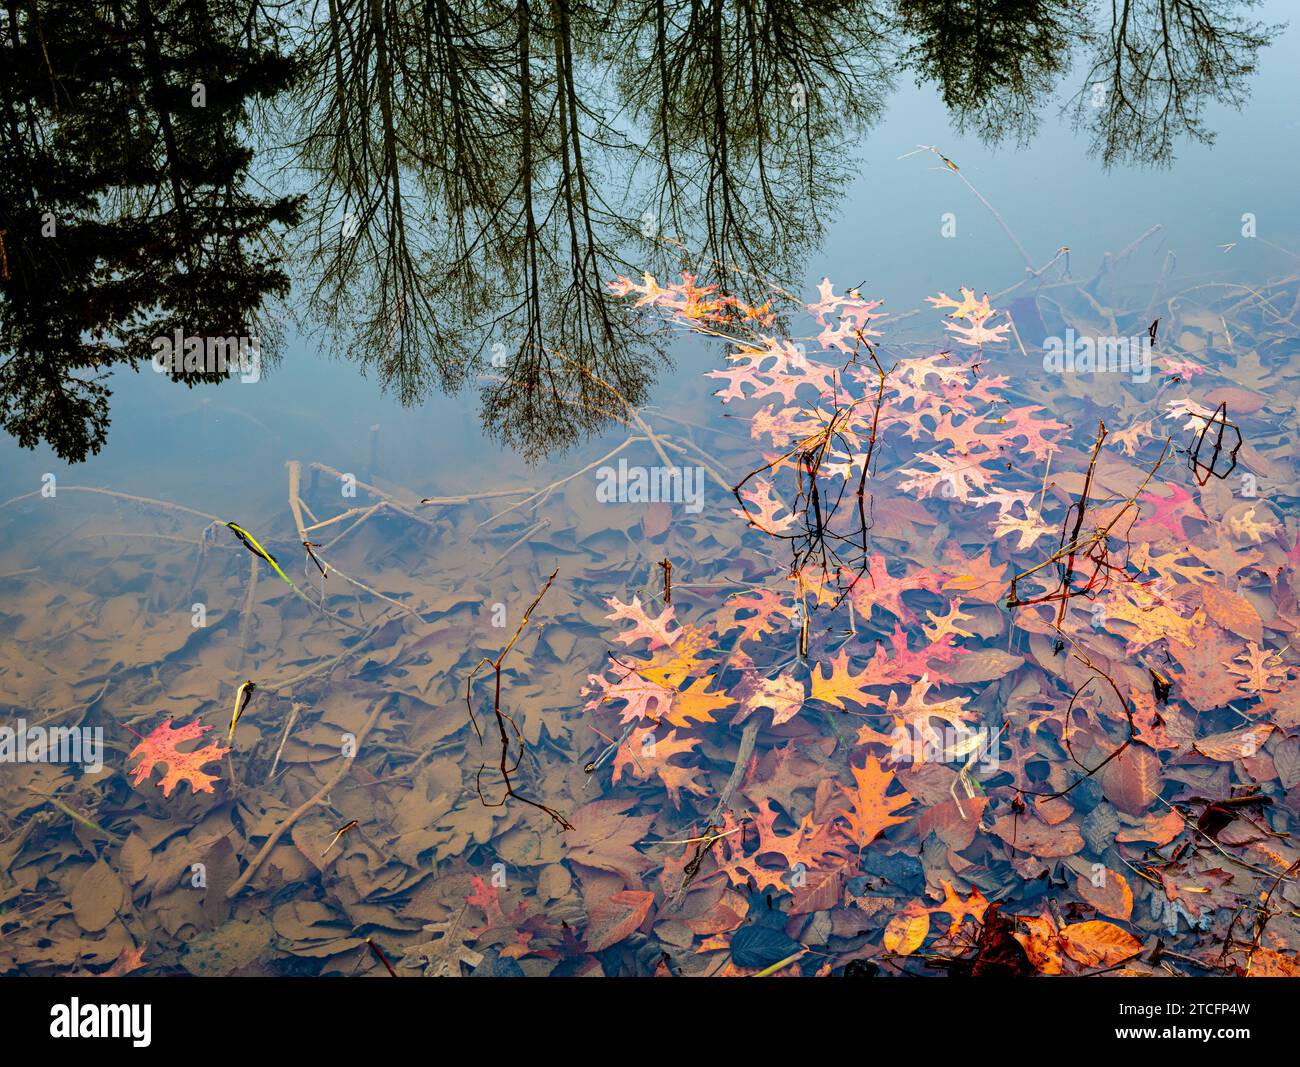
[[736, 672, 805, 726], [128, 718, 229, 798], [1224, 504, 1278, 544], [809, 647, 888, 711], [1137, 483, 1205, 540], [611, 726, 707, 806], [661, 677, 737, 728], [581, 662, 673, 724], [836, 755, 914, 848], [883, 675, 973, 747], [1227, 642, 1287, 695], [921, 601, 975, 645], [992, 507, 1056, 551], [846, 554, 942, 624], [931, 880, 990, 936], [1171, 624, 1245, 710], [732, 477, 798, 533], [897, 451, 996, 504], [605, 595, 681, 649], [995, 405, 1066, 461], [715, 588, 795, 647]]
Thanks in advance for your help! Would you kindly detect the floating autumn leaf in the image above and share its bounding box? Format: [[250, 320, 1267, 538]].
[[1137, 482, 1205, 539], [1200, 584, 1263, 644], [809, 647, 888, 711], [1058, 921, 1142, 968], [992, 506, 1056, 550], [611, 726, 707, 806], [1016, 910, 1067, 974], [836, 755, 913, 848], [996, 405, 1067, 460], [991, 813, 1084, 859], [584, 889, 655, 953], [660, 676, 738, 728], [1223, 503, 1278, 544], [1101, 742, 1162, 816], [927, 288, 1011, 347], [605, 595, 681, 649], [931, 880, 990, 936], [1115, 809, 1184, 846], [582, 662, 673, 724], [1076, 868, 1133, 921], [883, 675, 973, 746], [566, 799, 656, 885], [736, 672, 805, 725], [128, 718, 229, 797], [1246, 948, 1300, 977], [1228, 642, 1288, 695], [1193, 723, 1274, 763], [714, 588, 795, 647], [883, 903, 930, 956]]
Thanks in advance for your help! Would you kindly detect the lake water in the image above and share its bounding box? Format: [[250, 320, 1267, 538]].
[[2, 0, 1299, 979]]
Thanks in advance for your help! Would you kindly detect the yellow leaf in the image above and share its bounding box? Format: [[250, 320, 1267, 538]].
[[1059, 920, 1142, 968], [883, 907, 930, 955]]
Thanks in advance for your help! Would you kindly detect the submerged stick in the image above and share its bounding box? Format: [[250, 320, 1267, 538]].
[[466, 568, 572, 830], [227, 697, 387, 897]]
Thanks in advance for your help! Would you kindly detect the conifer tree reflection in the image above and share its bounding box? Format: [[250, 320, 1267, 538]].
[[0, 0, 301, 460]]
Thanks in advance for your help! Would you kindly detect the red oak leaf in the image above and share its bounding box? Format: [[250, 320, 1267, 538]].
[[1138, 483, 1206, 540], [128, 718, 229, 798], [605, 595, 681, 649]]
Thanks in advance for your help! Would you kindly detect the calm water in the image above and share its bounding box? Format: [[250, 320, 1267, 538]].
[[3, 1, 1300, 980]]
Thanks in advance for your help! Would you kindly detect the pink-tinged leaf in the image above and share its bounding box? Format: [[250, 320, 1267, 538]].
[[604, 595, 681, 649]]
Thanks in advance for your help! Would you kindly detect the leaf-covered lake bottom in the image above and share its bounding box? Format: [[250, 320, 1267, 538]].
[[2, 247, 1299, 977]]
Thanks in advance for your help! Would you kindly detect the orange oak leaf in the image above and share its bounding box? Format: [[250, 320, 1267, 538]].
[[931, 880, 990, 936], [93, 943, 147, 977], [1227, 642, 1287, 695], [611, 726, 707, 806], [128, 718, 229, 798], [809, 647, 888, 711], [714, 588, 795, 647], [836, 755, 913, 848]]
